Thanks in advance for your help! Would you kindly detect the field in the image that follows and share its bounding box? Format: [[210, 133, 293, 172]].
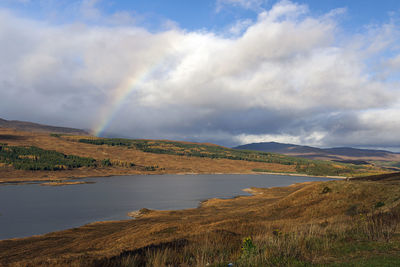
[[1, 173, 399, 266], [0, 127, 386, 183]]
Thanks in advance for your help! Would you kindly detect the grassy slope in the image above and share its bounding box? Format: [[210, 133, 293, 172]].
[[0, 128, 297, 182], [0, 117, 89, 135], [67, 135, 384, 177], [1, 174, 400, 266], [0, 128, 386, 182], [76, 137, 359, 176]]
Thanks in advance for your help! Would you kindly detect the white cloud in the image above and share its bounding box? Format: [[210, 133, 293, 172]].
[[228, 18, 253, 35], [0, 1, 399, 148], [264, 0, 307, 20], [387, 54, 400, 70], [80, 0, 101, 20]]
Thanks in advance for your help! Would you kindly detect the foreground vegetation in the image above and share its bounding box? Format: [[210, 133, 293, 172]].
[[101, 210, 400, 267], [1, 173, 399, 266], [100, 176, 400, 267], [78, 137, 373, 177]]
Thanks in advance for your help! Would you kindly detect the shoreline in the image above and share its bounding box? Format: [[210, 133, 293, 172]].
[[0, 170, 345, 185], [40, 181, 95, 186]]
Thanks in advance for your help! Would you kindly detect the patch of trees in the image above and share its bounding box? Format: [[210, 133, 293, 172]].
[[0, 144, 96, 171], [295, 163, 352, 176], [79, 138, 147, 149]]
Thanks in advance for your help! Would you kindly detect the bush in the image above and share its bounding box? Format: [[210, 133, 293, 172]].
[[322, 186, 332, 194], [241, 237, 257, 258], [101, 158, 112, 167]]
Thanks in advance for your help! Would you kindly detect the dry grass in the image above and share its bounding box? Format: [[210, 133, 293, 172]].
[[0, 128, 298, 183], [1, 176, 400, 266]]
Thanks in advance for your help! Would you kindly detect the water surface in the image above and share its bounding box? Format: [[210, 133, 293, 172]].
[[0, 174, 334, 240]]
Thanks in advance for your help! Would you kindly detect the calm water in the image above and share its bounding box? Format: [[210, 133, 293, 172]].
[[0, 174, 333, 240]]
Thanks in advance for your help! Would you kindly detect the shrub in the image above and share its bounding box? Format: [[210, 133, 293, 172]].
[[101, 158, 112, 167], [322, 186, 332, 194], [241, 237, 257, 258]]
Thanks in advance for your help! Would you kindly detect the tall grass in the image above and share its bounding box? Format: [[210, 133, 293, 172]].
[[348, 210, 399, 242], [98, 208, 399, 267]]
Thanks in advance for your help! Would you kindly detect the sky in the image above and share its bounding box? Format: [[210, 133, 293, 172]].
[[0, 0, 400, 150]]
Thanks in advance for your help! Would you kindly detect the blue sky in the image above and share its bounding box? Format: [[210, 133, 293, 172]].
[[0, 0, 400, 150], [3, 0, 400, 31]]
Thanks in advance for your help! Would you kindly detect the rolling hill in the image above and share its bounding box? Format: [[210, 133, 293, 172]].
[[234, 142, 400, 167], [0, 117, 89, 135], [0, 125, 387, 183]]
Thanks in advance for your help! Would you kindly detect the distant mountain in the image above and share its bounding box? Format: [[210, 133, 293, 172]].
[[0, 118, 89, 135], [234, 142, 400, 162], [323, 147, 395, 158], [234, 142, 323, 154]]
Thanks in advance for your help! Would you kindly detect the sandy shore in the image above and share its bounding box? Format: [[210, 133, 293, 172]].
[[40, 181, 96, 186]]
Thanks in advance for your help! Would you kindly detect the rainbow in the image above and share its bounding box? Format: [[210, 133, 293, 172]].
[[92, 60, 164, 136]]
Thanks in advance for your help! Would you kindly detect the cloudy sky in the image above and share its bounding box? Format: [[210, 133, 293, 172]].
[[1, 0, 400, 150]]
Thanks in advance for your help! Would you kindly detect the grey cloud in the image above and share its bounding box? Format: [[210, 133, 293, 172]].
[[0, 1, 400, 150]]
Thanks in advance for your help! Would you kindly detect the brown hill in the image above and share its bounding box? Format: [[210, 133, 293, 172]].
[[0, 127, 386, 183], [0, 118, 89, 135], [0, 128, 299, 183]]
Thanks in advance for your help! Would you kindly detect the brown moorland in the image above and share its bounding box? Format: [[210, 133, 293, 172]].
[[0, 127, 386, 183], [0, 118, 89, 136], [0, 127, 297, 183]]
